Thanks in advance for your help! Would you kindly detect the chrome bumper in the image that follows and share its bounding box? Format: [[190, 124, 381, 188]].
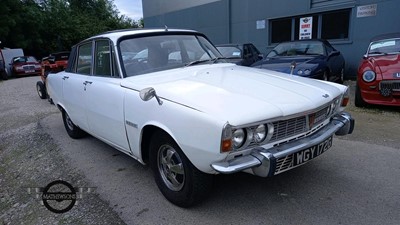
[[211, 112, 354, 177]]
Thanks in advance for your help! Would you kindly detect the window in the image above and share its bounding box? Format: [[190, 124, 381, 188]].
[[271, 18, 292, 43], [321, 10, 350, 39], [95, 40, 111, 77], [270, 9, 351, 44], [76, 43, 92, 75]]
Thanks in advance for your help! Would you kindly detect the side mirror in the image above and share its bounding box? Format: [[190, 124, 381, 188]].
[[139, 87, 163, 105], [258, 53, 264, 60], [329, 51, 340, 57]]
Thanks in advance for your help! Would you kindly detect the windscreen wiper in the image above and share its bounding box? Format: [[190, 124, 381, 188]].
[[185, 59, 211, 67]]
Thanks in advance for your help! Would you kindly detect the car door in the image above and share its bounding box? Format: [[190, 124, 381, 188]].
[[325, 44, 342, 77], [62, 42, 92, 132], [84, 39, 130, 153]]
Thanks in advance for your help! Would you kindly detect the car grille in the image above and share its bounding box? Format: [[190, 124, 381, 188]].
[[23, 65, 35, 70], [380, 81, 400, 91], [270, 106, 330, 143], [270, 117, 307, 142], [275, 154, 294, 175]]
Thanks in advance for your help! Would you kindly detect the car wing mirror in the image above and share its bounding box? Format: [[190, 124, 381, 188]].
[[139, 87, 163, 105], [258, 53, 264, 59], [329, 51, 340, 57]]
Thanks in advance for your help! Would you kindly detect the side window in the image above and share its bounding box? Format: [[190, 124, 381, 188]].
[[95, 40, 112, 77], [76, 43, 92, 75]]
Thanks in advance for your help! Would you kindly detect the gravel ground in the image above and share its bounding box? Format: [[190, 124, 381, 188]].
[[0, 77, 126, 225], [1, 76, 399, 225]]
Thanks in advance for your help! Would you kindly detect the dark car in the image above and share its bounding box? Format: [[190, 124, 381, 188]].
[[355, 33, 400, 107], [251, 39, 345, 83], [36, 51, 70, 100], [10, 56, 41, 77], [216, 43, 263, 66]]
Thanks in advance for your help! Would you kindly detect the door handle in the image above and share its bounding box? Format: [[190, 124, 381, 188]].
[[62, 76, 69, 80], [83, 81, 93, 85]]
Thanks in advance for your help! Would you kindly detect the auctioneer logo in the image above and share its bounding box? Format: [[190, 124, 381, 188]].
[[27, 180, 96, 213]]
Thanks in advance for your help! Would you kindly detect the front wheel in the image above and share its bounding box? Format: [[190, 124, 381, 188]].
[[36, 81, 47, 99], [149, 131, 213, 207], [355, 83, 367, 107], [1, 71, 8, 80], [62, 110, 86, 139]]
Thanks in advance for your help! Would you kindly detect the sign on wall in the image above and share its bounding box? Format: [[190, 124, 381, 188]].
[[299, 17, 312, 40], [357, 4, 377, 18], [256, 20, 265, 30]]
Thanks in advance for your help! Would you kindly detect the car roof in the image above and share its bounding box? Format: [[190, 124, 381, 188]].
[[80, 28, 199, 44], [371, 33, 400, 42]]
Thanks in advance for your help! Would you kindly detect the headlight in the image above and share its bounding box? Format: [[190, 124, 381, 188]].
[[297, 69, 311, 75], [232, 129, 245, 148], [254, 124, 266, 143], [362, 70, 375, 82]]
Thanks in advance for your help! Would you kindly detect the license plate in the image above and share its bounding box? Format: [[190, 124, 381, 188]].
[[293, 136, 333, 166], [25, 70, 35, 73]]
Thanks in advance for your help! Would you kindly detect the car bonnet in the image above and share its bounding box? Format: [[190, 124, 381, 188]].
[[121, 64, 344, 125]]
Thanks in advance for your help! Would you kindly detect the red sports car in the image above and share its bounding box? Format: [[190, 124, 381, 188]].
[[356, 33, 400, 107]]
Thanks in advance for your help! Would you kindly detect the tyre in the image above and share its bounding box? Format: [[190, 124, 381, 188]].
[[338, 67, 344, 84], [62, 110, 86, 139], [355, 83, 367, 107], [36, 81, 47, 99], [1, 71, 8, 80], [322, 71, 328, 81], [149, 131, 213, 207]]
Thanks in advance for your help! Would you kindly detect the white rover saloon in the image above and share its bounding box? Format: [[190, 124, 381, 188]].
[[47, 29, 354, 207]]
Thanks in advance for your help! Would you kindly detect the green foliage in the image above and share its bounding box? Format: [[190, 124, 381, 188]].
[[0, 0, 142, 58]]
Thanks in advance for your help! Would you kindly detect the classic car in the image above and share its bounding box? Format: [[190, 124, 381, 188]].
[[216, 43, 263, 66], [10, 56, 41, 77], [36, 52, 70, 99], [47, 28, 354, 207], [355, 33, 400, 107], [251, 39, 345, 83]]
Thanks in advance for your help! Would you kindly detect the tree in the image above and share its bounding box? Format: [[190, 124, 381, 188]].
[[0, 0, 142, 58]]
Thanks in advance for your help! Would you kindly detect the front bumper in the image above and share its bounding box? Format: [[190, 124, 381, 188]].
[[211, 112, 354, 177]]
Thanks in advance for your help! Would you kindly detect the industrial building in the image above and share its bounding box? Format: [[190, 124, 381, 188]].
[[143, 0, 400, 78]]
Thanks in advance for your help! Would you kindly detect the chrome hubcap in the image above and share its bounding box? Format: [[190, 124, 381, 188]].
[[37, 84, 42, 97], [158, 145, 185, 191], [65, 114, 74, 131]]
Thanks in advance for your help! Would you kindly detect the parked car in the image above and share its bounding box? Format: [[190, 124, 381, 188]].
[[9, 56, 41, 77], [355, 33, 400, 107], [252, 39, 345, 83], [216, 43, 263, 66], [36, 52, 70, 99], [47, 29, 354, 207], [0, 58, 7, 80]]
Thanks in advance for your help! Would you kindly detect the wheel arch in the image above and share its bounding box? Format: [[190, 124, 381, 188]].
[[140, 124, 178, 165]]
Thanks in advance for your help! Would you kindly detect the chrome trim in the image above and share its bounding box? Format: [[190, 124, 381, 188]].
[[211, 112, 354, 177]]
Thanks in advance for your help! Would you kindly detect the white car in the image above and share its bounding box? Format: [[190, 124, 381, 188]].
[[47, 28, 354, 207]]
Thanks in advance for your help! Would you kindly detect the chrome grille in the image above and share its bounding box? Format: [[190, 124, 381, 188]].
[[380, 81, 400, 91], [275, 155, 294, 174], [270, 116, 307, 142], [23, 65, 35, 70]]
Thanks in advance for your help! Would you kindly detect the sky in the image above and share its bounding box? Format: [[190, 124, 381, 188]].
[[113, 0, 143, 21]]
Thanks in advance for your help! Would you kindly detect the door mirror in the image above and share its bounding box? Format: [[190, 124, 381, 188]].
[[139, 87, 163, 105], [329, 51, 340, 57]]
